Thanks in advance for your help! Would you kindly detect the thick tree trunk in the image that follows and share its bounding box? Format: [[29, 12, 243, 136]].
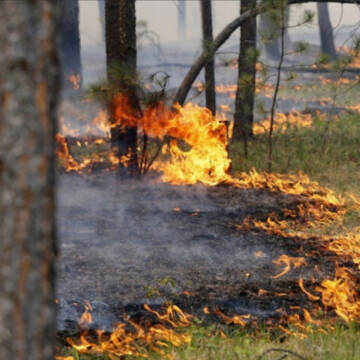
[[60, 0, 82, 90], [178, 0, 186, 41], [233, 0, 257, 142], [201, 0, 216, 115], [0, 1, 59, 360], [105, 0, 139, 177], [317, 3, 337, 59]]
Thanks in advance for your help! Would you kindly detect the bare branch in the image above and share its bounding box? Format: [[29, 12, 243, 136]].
[[172, 0, 360, 106]]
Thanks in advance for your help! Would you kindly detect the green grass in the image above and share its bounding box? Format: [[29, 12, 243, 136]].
[[58, 110, 360, 360], [59, 322, 360, 360], [230, 111, 360, 197]]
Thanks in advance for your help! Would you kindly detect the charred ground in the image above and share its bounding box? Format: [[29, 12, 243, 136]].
[[56, 172, 349, 334]]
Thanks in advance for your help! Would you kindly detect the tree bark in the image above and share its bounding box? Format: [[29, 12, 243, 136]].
[[105, 0, 139, 177], [60, 0, 82, 90], [178, 0, 186, 41], [0, 1, 60, 359], [200, 0, 216, 115], [233, 0, 257, 142], [317, 3, 337, 59]]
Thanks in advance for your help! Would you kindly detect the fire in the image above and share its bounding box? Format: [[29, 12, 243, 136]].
[[316, 266, 360, 322], [298, 279, 320, 301], [211, 308, 250, 327], [55, 92, 360, 331], [253, 111, 321, 136], [66, 303, 192, 358], [272, 255, 305, 279], [68, 74, 81, 90]]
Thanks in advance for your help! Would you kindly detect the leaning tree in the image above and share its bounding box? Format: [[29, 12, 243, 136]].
[[173, 0, 357, 136], [0, 1, 60, 359]]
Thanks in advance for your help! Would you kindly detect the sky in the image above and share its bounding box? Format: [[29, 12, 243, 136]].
[[79, 0, 360, 46]]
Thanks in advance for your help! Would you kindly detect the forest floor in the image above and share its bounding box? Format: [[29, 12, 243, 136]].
[[56, 110, 360, 359], [56, 41, 360, 359]]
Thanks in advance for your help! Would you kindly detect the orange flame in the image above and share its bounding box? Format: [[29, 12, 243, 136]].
[[66, 304, 192, 358], [272, 255, 305, 279], [68, 74, 81, 90]]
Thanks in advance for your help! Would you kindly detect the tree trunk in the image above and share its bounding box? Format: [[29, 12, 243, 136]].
[[200, 0, 216, 115], [178, 0, 186, 41], [317, 3, 337, 59], [0, 1, 59, 359], [233, 0, 257, 142], [173, 0, 357, 107], [259, 12, 280, 60], [60, 0, 82, 90], [99, 0, 106, 42], [259, 8, 291, 61], [105, 0, 139, 177]]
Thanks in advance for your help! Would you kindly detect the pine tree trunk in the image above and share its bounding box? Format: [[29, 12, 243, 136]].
[[201, 0, 216, 115], [178, 0, 186, 41], [233, 0, 257, 142], [0, 1, 59, 359], [60, 0, 82, 90], [105, 0, 139, 177], [317, 3, 337, 59]]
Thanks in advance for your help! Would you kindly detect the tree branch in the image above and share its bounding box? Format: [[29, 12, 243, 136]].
[[172, 0, 360, 106]]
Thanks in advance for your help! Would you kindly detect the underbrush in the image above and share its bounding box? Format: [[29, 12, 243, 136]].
[[230, 112, 360, 195], [57, 112, 360, 360], [58, 322, 360, 360]]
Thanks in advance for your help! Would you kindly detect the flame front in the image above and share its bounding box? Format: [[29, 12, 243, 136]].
[[66, 304, 192, 359]]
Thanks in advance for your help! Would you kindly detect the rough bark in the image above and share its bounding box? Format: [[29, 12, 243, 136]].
[[173, 0, 355, 106], [317, 3, 337, 59], [0, 1, 59, 360], [178, 0, 186, 41], [60, 0, 82, 89], [105, 0, 139, 177], [233, 0, 257, 142], [201, 0, 216, 115]]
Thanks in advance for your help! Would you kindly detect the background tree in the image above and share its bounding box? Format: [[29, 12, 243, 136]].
[[99, 0, 106, 42], [233, 0, 257, 145], [60, 0, 82, 89], [259, 8, 291, 61], [177, 0, 187, 41], [105, 0, 140, 177], [0, 1, 60, 359], [201, 0, 216, 115], [317, 3, 337, 59]]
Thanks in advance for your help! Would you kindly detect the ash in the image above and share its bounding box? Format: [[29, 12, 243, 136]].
[[56, 173, 335, 332]]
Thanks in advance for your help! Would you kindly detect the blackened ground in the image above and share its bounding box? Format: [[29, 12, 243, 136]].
[[56, 172, 342, 333]]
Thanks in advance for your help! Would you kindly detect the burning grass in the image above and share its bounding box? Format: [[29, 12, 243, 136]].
[[57, 322, 360, 360], [55, 91, 360, 359]]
